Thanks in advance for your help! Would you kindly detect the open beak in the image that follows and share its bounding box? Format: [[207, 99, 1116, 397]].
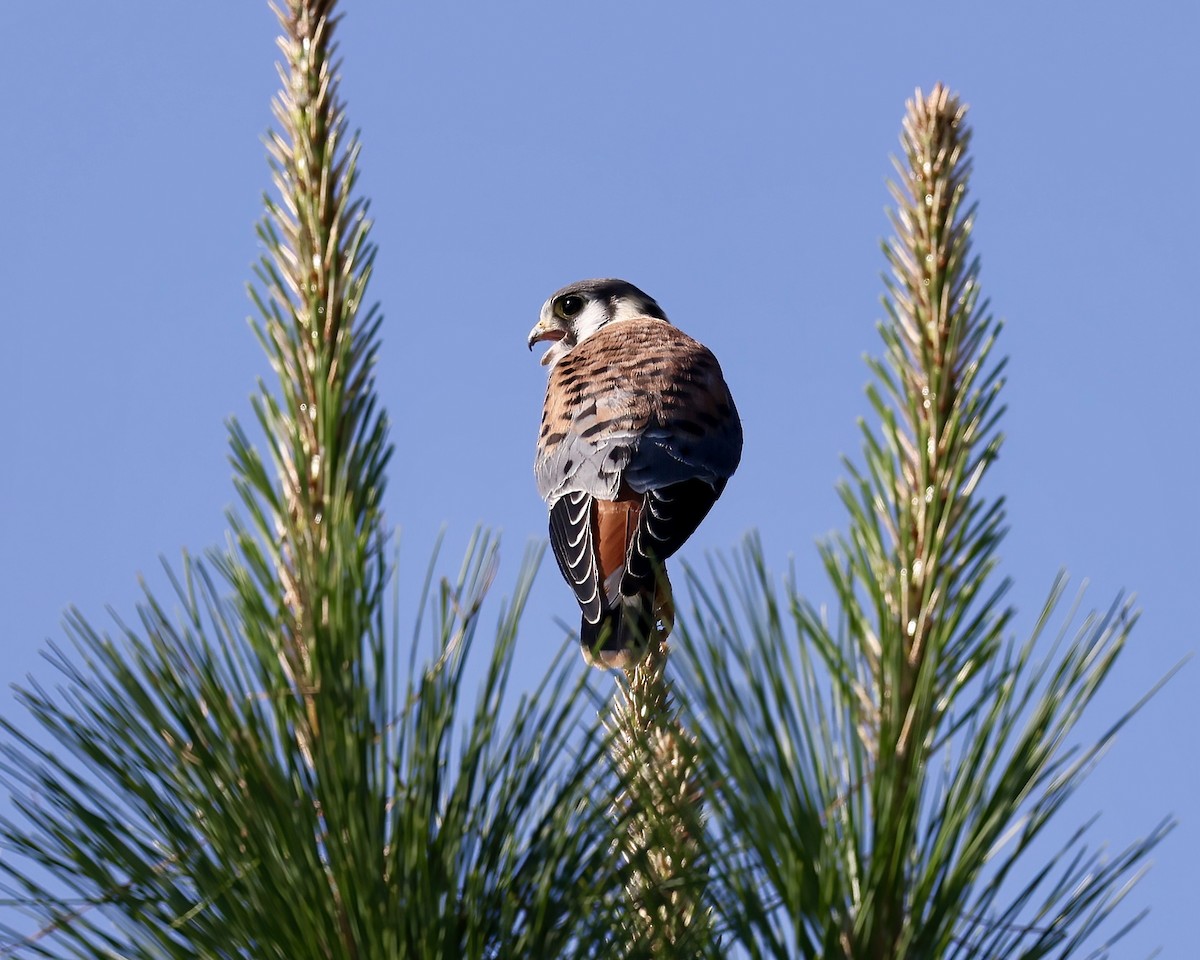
[[527, 318, 565, 353]]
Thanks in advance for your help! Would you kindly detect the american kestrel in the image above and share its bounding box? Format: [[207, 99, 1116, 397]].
[[528, 278, 742, 669]]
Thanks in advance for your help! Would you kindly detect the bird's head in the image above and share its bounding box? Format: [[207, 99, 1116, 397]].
[[527, 278, 668, 367]]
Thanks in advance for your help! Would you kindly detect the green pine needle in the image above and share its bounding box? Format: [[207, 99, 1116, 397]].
[[0, 3, 630, 957], [671, 85, 1171, 960]]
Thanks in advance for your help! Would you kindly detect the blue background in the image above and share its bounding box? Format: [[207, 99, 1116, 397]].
[[2, 3, 1195, 954]]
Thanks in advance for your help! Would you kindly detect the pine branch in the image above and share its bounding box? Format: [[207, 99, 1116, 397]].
[[606, 640, 714, 956], [672, 85, 1170, 960], [860, 82, 1002, 959], [233, 0, 388, 761], [229, 3, 391, 948]]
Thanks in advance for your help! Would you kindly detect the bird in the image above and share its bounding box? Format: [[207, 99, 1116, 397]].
[[528, 278, 742, 669]]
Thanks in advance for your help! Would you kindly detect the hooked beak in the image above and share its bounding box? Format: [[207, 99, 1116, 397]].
[[527, 317, 566, 357]]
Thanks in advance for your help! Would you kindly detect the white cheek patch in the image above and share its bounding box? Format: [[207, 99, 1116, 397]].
[[571, 301, 613, 344]]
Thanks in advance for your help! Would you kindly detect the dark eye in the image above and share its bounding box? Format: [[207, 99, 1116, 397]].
[[555, 295, 585, 320]]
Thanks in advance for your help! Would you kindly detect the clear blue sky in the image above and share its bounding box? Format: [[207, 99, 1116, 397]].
[[3, 2, 1196, 954]]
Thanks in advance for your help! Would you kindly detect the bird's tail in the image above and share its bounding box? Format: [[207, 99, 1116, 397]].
[[580, 568, 673, 670]]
